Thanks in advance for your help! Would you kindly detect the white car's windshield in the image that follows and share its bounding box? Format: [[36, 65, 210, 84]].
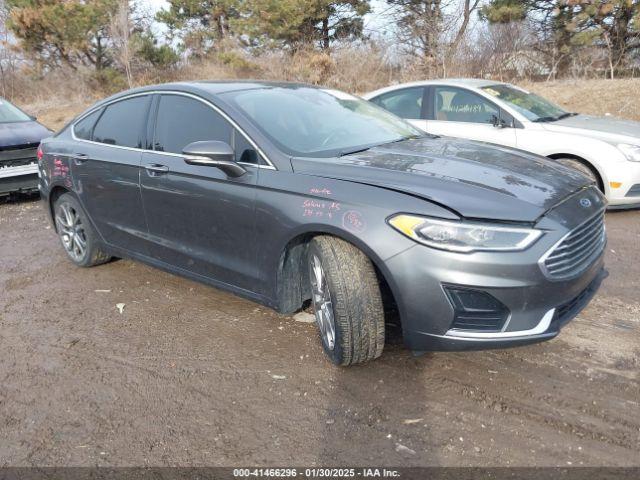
[[223, 86, 423, 157], [0, 99, 31, 123], [481, 84, 571, 122]]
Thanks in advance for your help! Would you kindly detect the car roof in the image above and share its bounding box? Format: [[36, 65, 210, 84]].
[[179, 80, 318, 94], [97, 80, 316, 104], [363, 78, 507, 98], [82, 80, 322, 116]]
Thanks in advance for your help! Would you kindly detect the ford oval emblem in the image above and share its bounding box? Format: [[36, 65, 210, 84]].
[[580, 198, 592, 208]]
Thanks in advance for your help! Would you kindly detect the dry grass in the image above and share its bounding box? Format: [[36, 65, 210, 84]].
[[29, 102, 91, 132], [11, 55, 640, 131], [523, 78, 640, 121], [10, 71, 104, 131], [8, 46, 416, 130]]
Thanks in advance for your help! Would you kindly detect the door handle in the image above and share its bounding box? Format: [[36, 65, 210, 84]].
[[72, 153, 89, 165], [144, 163, 169, 174]]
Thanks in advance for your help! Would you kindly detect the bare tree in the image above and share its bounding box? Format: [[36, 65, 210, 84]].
[[447, 0, 481, 57], [0, 0, 20, 98], [442, 0, 482, 76], [110, 0, 134, 87], [387, 0, 487, 77], [387, 0, 444, 75]]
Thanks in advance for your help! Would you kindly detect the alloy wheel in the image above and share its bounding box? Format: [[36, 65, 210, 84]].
[[55, 202, 87, 262], [309, 254, 336, 350]]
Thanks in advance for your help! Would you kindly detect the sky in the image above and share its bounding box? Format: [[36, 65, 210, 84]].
[[142, 0, 168, 14]]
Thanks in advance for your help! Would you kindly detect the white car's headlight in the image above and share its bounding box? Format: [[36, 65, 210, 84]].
[[618, 143, 640, 162], [388, 214, 542, 253]]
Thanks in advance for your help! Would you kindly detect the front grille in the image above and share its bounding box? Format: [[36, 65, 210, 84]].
[[0, 146, 38, 168], [626, 184, 640, 198], [542, 210, 606, 280]]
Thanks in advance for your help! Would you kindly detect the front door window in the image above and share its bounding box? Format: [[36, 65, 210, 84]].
[[434, 87, 499, 124]]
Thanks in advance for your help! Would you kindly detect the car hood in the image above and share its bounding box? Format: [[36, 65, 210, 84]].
[[291, 136, 592, 223], [0, 121, 51, 149], [541, 114, 640, 143]]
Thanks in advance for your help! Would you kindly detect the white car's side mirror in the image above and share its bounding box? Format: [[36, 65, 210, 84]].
[[491, 114, 509, 129]]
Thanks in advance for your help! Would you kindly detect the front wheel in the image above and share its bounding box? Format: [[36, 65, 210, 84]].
[[307, 236, 385, 366]]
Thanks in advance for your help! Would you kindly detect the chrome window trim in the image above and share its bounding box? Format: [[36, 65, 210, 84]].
[[538, 208, 606, 281], [70, 90, 277, 170]]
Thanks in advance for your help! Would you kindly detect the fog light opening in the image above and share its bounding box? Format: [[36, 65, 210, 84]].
[[444, 286, 510, 332]]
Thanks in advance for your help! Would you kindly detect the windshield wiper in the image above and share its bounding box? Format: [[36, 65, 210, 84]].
[[532, 116, 556, 123], [339, 135, 425, 157], [339, 146, 372, 157], [534, 112, 577, 123]]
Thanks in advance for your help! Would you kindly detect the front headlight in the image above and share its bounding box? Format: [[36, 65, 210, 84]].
[[388, 214, 542, 253], [618, 144, 640, 162]]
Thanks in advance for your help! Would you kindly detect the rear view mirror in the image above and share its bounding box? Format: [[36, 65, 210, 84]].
[[183, 141, 246, 177]]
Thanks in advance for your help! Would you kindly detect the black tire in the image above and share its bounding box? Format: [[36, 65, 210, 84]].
[[53, 193, 111, 267], [555, 157, 602, 191], [307, 236, 385, 366]]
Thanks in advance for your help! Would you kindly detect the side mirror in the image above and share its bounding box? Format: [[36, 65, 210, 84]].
[[29, 115, 38, 121], [182, 141, 246, 177], [491, 114, 508, 129]]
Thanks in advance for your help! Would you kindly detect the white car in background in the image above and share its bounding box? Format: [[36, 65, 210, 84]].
[[364, 79, 640, 209]]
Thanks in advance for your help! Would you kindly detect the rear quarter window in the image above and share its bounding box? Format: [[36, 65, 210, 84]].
[[73, 109, 102, 141], [371, 87, 424, 119]]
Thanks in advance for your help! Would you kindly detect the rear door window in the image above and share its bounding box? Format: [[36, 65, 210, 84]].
[[153, 95, 232, 154], [371, 87, 425, 119], [92, 96, 151, 148]]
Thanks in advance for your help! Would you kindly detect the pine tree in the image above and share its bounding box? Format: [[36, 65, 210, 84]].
[[6, 0, 118, 71]]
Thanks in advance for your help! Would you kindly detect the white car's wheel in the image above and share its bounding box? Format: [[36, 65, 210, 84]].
[[556, 158, 602, 190]]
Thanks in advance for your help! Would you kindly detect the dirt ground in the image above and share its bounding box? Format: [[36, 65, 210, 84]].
[[0, 197, 638, 467]]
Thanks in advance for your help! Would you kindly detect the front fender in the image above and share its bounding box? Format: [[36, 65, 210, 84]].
[[255, 168, 454, 314]]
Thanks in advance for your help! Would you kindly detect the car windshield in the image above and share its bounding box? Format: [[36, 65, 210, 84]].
[[0, 98, 32, 123], [222, 86, 423, 157], [481, 84, 569, 122]]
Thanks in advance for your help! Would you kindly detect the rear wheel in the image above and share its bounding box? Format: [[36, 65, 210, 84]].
[[307, 236, 385, 366], [54, 193, 111, 267]]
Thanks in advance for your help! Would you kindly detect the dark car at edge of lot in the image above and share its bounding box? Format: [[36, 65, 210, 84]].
[[37, 82, 607, 366], [0, 98, 52, 197]]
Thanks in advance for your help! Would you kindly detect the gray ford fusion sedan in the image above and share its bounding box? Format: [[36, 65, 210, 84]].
[[38, 82, 607, 366]]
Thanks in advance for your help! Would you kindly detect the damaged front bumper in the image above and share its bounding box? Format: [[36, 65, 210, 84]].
[[0, 163, 39, 195]]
